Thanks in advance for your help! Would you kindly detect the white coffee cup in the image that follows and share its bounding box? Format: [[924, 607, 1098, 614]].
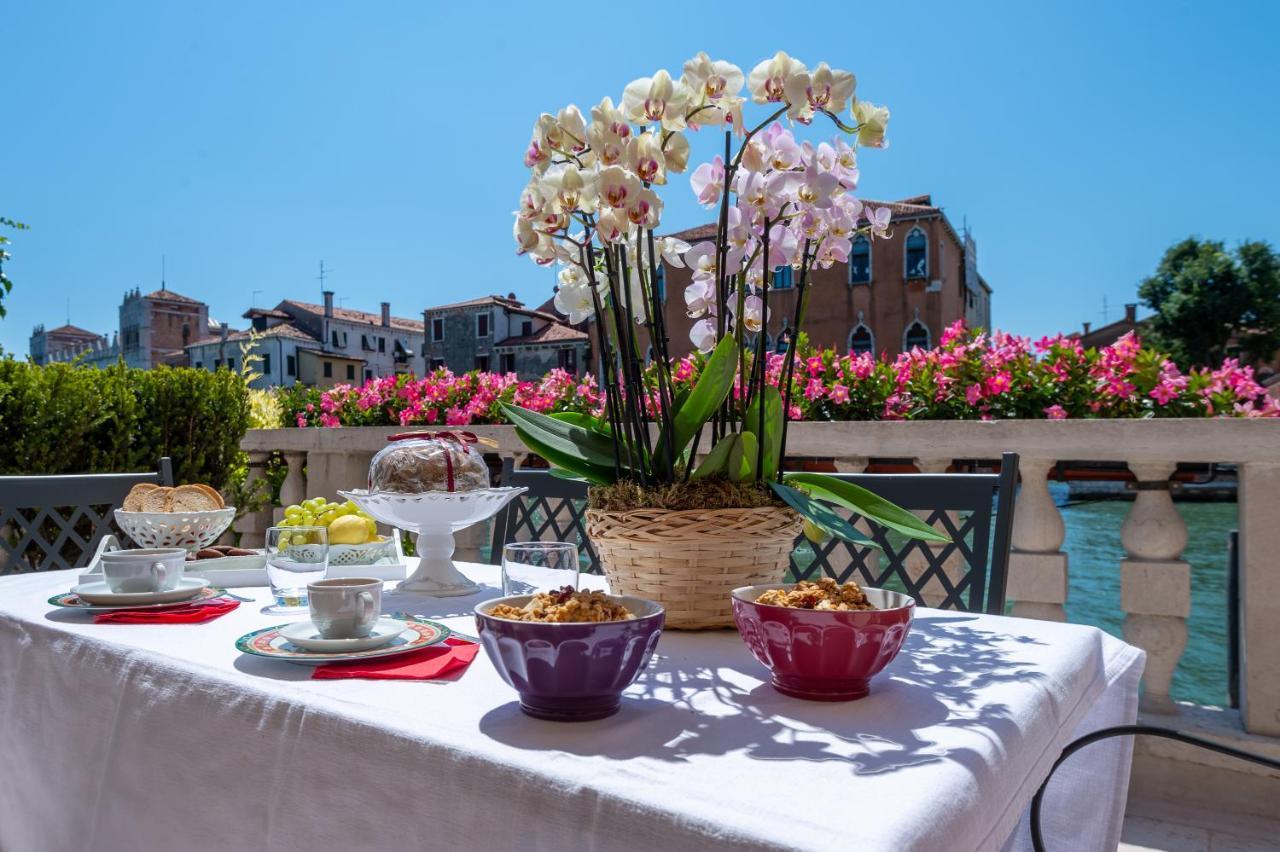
[[307, 577, 381, 639], [99, 548, 188, 594]]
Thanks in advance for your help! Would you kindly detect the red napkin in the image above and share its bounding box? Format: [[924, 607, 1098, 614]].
[[312, 636, 479, 681], [94, 598, 241, 625]]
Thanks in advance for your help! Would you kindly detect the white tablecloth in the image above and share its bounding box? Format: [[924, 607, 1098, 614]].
[[0, 563, 1143, 852]]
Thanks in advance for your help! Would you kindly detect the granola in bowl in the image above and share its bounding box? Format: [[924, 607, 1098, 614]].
[[755, 578, 877, 611], [487, 587, 635, 623]]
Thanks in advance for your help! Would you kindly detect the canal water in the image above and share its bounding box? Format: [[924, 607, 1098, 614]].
[[1056, 482, 1235, 708]]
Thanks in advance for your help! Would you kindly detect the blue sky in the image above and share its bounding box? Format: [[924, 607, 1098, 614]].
[[4, 0, 1278, 354]]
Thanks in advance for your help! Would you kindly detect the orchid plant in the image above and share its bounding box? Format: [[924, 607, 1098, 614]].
[[502, 51, 946, 545]]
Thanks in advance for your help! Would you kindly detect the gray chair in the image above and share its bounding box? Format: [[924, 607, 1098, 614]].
[[0, 458, 174, 574], [791, 452, 1018, 614], [490, 458, 599, 573]]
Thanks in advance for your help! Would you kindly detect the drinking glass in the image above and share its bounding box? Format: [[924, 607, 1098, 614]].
[[501, 542, 580, 596], [265, 526, 329, 613]]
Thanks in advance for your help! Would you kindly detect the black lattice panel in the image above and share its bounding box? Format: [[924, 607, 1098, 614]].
[[0, 502, 119, 575], [507, 496, 601, 574], [791, 507, 991, 612]]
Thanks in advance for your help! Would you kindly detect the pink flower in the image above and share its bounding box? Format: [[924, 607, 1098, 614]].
[[965, 384, 983, 405], [295, 413, 308, 427], [1044, 405, 1067, 420], [1149, 382, 1179, 405], [984, 371, 1013, 396], [804, 378, 826, 401], [829, 383, 850, 404]]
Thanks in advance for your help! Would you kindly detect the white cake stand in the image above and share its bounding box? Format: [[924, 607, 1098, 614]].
[[339, 487, 526, 596]]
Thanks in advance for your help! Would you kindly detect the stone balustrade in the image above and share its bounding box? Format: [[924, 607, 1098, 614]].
[[240, 419, 1280, 749]]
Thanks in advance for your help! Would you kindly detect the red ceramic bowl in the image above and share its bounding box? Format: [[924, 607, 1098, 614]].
[[731, 584, 915, 701]]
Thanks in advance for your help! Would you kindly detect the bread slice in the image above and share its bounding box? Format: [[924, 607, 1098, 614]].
[[123, 483, 159, 512], [191, 483, 225, 509], [169, 484, 220, 512], [141, 487, 172, 513]]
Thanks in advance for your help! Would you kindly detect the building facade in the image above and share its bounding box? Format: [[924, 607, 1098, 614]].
[[29, 324, 109, 365], [612, 195, 992, 362], [423, 294, 589, 379], [277, 293, 425, 382]]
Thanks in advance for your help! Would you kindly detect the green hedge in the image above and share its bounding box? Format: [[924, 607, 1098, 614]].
[[0, 359, 251, 489]]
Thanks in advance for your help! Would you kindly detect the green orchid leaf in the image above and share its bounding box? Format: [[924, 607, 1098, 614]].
[[547, 467, 593, 484], [744, 385, 783, 478], [728, 431, 758, 482], [690, 433, 736, 480], [783, 472, 951, 543], [770, 482, 877, 547], [513, 426, 614, 485], [501, 402, 618, 470], [657, 336, 737, 462], [549, 411, 612, 435]]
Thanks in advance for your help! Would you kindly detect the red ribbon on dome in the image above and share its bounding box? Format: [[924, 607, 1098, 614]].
[[385, 431, 484, 492]]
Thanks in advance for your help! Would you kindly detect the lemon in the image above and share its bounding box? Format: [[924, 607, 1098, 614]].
[[328, 514, 371, 545]]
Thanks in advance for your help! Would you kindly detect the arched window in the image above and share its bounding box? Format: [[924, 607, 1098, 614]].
[[181, 324, 190, 346], [849, 236, 871, 284], [653, 263, 666, 302], [905, 228, 928, 279], [904, 319, 930, 351], [776, 326, 792, 354], [849, 323, 875, 356], [772, 265, 794, 289]]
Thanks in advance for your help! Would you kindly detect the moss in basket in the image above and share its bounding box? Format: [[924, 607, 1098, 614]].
[[588, 477, 777, 512]]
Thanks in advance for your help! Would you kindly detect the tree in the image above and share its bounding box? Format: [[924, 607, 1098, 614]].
[[0, 216, 29, 320], [1138, 237, 1280, 368]]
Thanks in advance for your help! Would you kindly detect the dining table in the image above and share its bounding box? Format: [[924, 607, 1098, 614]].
[[0, 561, 1144, 852]]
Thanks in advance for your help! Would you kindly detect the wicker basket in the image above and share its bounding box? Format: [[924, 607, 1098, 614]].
[[585, 505, 802, 630]]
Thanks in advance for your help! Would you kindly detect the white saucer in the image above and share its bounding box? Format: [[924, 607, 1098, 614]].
[[71, 577, 211, 607], [278, 618, 403, 653]]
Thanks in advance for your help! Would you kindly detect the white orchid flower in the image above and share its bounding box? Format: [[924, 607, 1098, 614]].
[[626, 188, 663, 228], [519, 181, 549, 221], [595, 207, 631, 244], [852, 101, 891, 149], [513, 216, 540, 253], [627, 132, 666, 185], [589, 97, 632, 166], [690, 155, 725, 208], [682, 52, 745, 104], [554, 275, 596, 324], [557, 105, 588, 153], [866, 205, 892, 237], [662, 132, 690, 174], [541, 164, 596, 214], [622, 69, 690, 131], [793, 160, 839, 210], [684, 277, 716, 318], [748, 51, 806, 104], [598, 165, 642, 210], [658, 236, 690, 267], [690, 318, 718, 353], [783, 62, 856, 123], [815, 238, 851, 269], [684, 242, 719, 278]]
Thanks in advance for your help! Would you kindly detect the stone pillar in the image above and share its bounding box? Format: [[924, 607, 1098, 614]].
[[1239, 461, 1280, 736], [1120, 461, 1190, 715], [906, 457, 960, 607], [1008, 457, 1068, 621], [233, 450, 272, 549], [275, 452, 307, 524]]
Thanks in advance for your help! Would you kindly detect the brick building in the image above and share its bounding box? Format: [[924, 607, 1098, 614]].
[[606, 195, 992, 361], [423, 294, 589, 379], [31, 286, 215, 368]]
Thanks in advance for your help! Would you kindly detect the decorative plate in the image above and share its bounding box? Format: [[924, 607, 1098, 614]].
[[234, 614, 449, 664], [49, 584, 227, 612], [71, 577, 210, 606]]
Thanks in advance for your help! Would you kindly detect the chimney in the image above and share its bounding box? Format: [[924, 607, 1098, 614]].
[[1082, 322, 1091, 335], [507, 292, 517, 301], [1124, 303, 1136, 323], [381, 301, 391, 327], [323, 290, 334, 318], [220, 323, 229, 342]]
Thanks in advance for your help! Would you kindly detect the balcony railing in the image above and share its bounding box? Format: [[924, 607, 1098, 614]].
[[240, 418, 1280, 810]]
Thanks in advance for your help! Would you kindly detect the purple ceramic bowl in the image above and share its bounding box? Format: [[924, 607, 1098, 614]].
[[475, 594, 664, 721], [732, 584, 914, 701]]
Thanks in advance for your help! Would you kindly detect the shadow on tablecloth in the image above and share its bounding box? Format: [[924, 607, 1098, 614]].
[[479, 615, 1047, 780]]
